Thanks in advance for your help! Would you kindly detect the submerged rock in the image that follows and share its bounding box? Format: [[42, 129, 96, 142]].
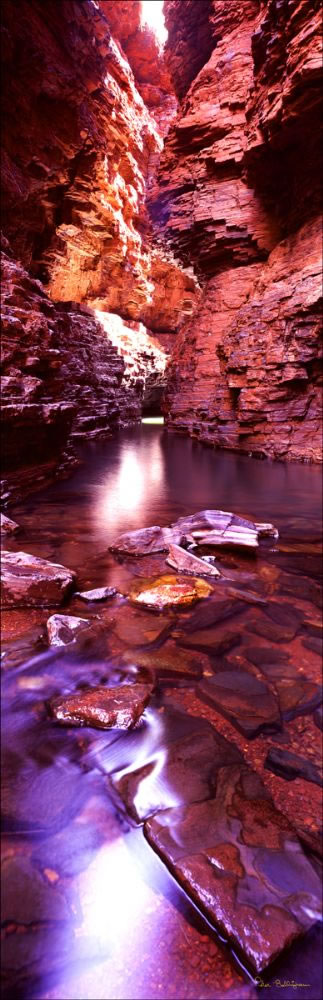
[[1, 551, 76, 608], [145, 765, 321, 973], [129, 574, 213, 610], [265, 747, 323, 787], [49, 681, 153, 730], [112, 604, 173, 646], [112, 719, 242, 823], [198, 669, 281, 738], [46, 614, 91, 647], [75, 586, 117, 602], [0, 512, 20, 535], [122, 642, 210, 680], [166, 542, 220, 577]]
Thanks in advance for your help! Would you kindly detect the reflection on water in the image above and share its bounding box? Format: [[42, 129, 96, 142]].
[[2, 426, 323, 1000], [95, 434, 164, 532]]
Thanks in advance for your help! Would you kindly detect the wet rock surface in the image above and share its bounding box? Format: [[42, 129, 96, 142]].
[[129, 573, 213, 610], [1, 551, 76, 608], [198, 670, 281, 739], [49, 681, 153, 730], [46, 614, 91, 647], [110, 525, 181, 556], [112, 704, 243, 822], [1, 445, 322, 996], [75, 586, 117, 602], [166, 542, 221, 576], [265, 747, 323, 788], [145, 764, 321, 974]]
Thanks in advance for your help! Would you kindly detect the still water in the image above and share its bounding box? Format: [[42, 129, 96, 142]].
[[2, 426, 322, 1000]]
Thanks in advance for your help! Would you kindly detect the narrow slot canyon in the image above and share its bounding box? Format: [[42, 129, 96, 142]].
[[1, 3, 322, 1000]]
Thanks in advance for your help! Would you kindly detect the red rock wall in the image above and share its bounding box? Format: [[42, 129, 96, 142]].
[[0, 0, 197, 498], [160, 0, 322, 461]]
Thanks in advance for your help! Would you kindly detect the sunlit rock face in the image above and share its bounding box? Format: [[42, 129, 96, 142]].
[[1, 0, 193, 327], [0, 0, 198, 496], [159, 0, 322, 461], [0, 245, 152, 500]]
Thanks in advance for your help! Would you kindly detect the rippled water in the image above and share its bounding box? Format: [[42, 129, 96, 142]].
[[1, 426, 322, 1000]]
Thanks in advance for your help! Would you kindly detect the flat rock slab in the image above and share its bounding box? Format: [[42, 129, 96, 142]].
[[0, 513, 20, 535], [111, 709, 242, 822], [75, 586, 117, 601], [246, 617, 298, 643], [171, 509, 277, 538], [166, 543, 220, 577], [49, 681, 153, 730], [246, 654, 323, 721], [1, 551, 76, 608], [145, 764, 321, 973], [46, 614, 91, 646], [112, 604, 173, 646], [110, 525, 181, 556], [122, 641, 209, 680], [198, 670, 281, 738], [265, 747, 323, 787], [175, 598, 246, 634], [245, 646, 290, 667], [175, 625, 244, 656], [129, 574, 213, 611]]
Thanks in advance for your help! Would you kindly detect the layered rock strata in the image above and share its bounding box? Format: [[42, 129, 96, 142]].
[[0, 0, 197, 497], [159, 0, 322, 461]]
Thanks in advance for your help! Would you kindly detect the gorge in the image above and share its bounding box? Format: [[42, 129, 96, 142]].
[[1, 3, 322, 1000]]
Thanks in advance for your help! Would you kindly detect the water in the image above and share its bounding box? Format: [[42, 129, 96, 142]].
[[1, 426, 322, 1000]]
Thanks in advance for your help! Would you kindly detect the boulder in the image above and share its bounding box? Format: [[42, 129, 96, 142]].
[[129, 574, 213, 610], [49, 681, 153, 730], [46, 614, 91, 647], [1, 551, 76, 608]]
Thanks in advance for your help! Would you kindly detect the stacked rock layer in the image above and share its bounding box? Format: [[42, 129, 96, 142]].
[[159, 0, 322, 461]]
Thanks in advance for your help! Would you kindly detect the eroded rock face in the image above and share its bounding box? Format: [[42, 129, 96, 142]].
[[159, 0, 322, 462], [0, 0, 198, 497], [1, 551, 76, 608]]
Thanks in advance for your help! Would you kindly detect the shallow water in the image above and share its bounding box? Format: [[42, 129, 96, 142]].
[[1, 426, 322, 999]]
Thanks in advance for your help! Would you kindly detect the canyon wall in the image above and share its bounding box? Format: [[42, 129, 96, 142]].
[[158, 0, 322, 461], [0, 0, 197, 500]]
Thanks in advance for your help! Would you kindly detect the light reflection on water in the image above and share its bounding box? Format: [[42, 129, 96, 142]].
[[2, 427, 323, 1000]]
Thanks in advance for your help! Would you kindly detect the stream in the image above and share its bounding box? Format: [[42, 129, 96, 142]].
[[1, 424, 322, 1000]]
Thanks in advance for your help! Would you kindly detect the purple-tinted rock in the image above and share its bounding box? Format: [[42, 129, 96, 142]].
[[111, 713, 242, 822], [265, 747, 323, 787], [1, 550, 76, 608], [198, 670, 281, 738], [46, 614, 91, 647], [145, 765, 321, 973]]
